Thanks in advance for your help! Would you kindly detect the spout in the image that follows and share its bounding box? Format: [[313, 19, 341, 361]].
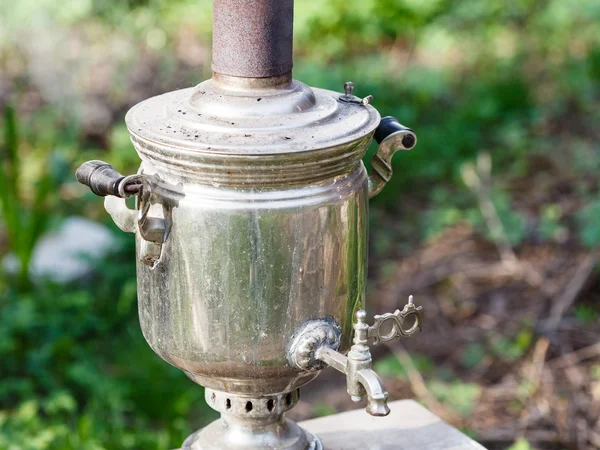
[[315, 346, 390, 417], [314, 322, 391, 416], [289, 300, 422, 418], [356, 369, 390, 416]]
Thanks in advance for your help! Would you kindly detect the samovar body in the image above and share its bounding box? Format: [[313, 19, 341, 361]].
[[115, 80, 380, 399], [135, 147, 369, 395], [76, 1, 423, 447]]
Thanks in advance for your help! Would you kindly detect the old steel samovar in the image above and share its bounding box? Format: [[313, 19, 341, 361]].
[[76, 1, 422, 448]]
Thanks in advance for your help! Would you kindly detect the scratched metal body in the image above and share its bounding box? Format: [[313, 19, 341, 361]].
[[135, 159, 369, 395]]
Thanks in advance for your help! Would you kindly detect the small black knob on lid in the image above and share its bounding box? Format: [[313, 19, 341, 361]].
[[76, 160, 125, 197], [374, 116, 415, 149]]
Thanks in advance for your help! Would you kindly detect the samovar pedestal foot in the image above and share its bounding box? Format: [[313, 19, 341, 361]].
[[182, 389, 322, 450]]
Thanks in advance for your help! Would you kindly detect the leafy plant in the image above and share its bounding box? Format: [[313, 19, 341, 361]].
[[489, 329, 533, 363], [0, 106, 60, 290], [0, 239, 214, 449]]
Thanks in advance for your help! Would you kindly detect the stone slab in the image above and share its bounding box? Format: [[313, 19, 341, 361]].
[[300, 400, 486, 450]]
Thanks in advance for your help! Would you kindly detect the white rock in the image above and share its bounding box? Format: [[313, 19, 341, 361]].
[[3, 217, 117, 283]]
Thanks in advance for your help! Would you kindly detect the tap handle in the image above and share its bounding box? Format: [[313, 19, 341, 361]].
[[76, 160, 142, 198], [368, 295, 423, 345]]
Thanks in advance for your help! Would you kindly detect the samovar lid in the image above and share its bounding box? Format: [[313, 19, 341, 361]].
[[125, 76, 379, 158]]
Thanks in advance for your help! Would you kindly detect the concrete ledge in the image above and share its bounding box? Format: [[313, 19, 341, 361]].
[[300, 399, 486, 450]]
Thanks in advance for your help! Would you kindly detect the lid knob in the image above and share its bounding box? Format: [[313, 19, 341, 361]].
[[344, 81, 355, 96]]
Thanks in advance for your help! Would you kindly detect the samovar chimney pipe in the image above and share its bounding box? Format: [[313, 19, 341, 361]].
[[212, 0, 294, 83]]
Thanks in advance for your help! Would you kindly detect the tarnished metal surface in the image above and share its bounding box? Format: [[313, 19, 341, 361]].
[[212, 0, 294, 78], [135, 162, 368, 395], [339, 81, 374, 106], [289, 300, 422, 418], [288, 320, 341, 371], [369, 296, 422, 344], [184, 422, 322, 450], [125, 78, 380, 162], [182, 389, 323, 450], [212, 72, 293, 89], [368, 125, 417, 198]]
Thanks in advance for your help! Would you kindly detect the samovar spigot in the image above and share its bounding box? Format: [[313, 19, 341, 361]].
[[289, 296, 423, 417]]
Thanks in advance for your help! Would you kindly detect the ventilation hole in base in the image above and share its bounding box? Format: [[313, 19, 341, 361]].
[[226, 398, 231, 410], [267, 399, 274, 412], [285, 393, 292, 407], [245, 401, 253, 412]]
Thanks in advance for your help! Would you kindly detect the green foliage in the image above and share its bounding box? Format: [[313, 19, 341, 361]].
[[508, 438, 533, 450], [538, 204, 567, 243], [574, 304, 599, 324], [427, 380, 481, 417], [294, 0, 446, 61], [508, 438, 534, 450], [462, 188, 528, 247], [373, 353, 434, 380], [311, 402, 337, 418], [424, 185, 528, 246], [578, 200, 600, 248], [0, 107, 66, 290], [0, 239, 213, 449], [490, 329, 533, 363], [486, 191, 528, 247], [460, 343, 486, 370], [423, 188, 469, 239]]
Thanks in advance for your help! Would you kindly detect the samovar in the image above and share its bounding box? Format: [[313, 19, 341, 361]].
[[76, 1, 423, 448]]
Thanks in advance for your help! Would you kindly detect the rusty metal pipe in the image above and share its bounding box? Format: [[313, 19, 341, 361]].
[[212, 0, 294, 81]]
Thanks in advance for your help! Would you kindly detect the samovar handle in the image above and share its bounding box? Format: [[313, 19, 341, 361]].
[[76, 160, 144, 234], [76, 160, 142, 198], [368, 117, 417, 198], [76, 160, 167, 266]]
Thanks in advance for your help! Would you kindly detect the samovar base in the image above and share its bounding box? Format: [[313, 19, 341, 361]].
[[181, 422, 322, 450], [182, 389, 322, 450]]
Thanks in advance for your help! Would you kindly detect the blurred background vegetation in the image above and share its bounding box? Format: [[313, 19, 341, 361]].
[[1, 0, 599, 449]]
